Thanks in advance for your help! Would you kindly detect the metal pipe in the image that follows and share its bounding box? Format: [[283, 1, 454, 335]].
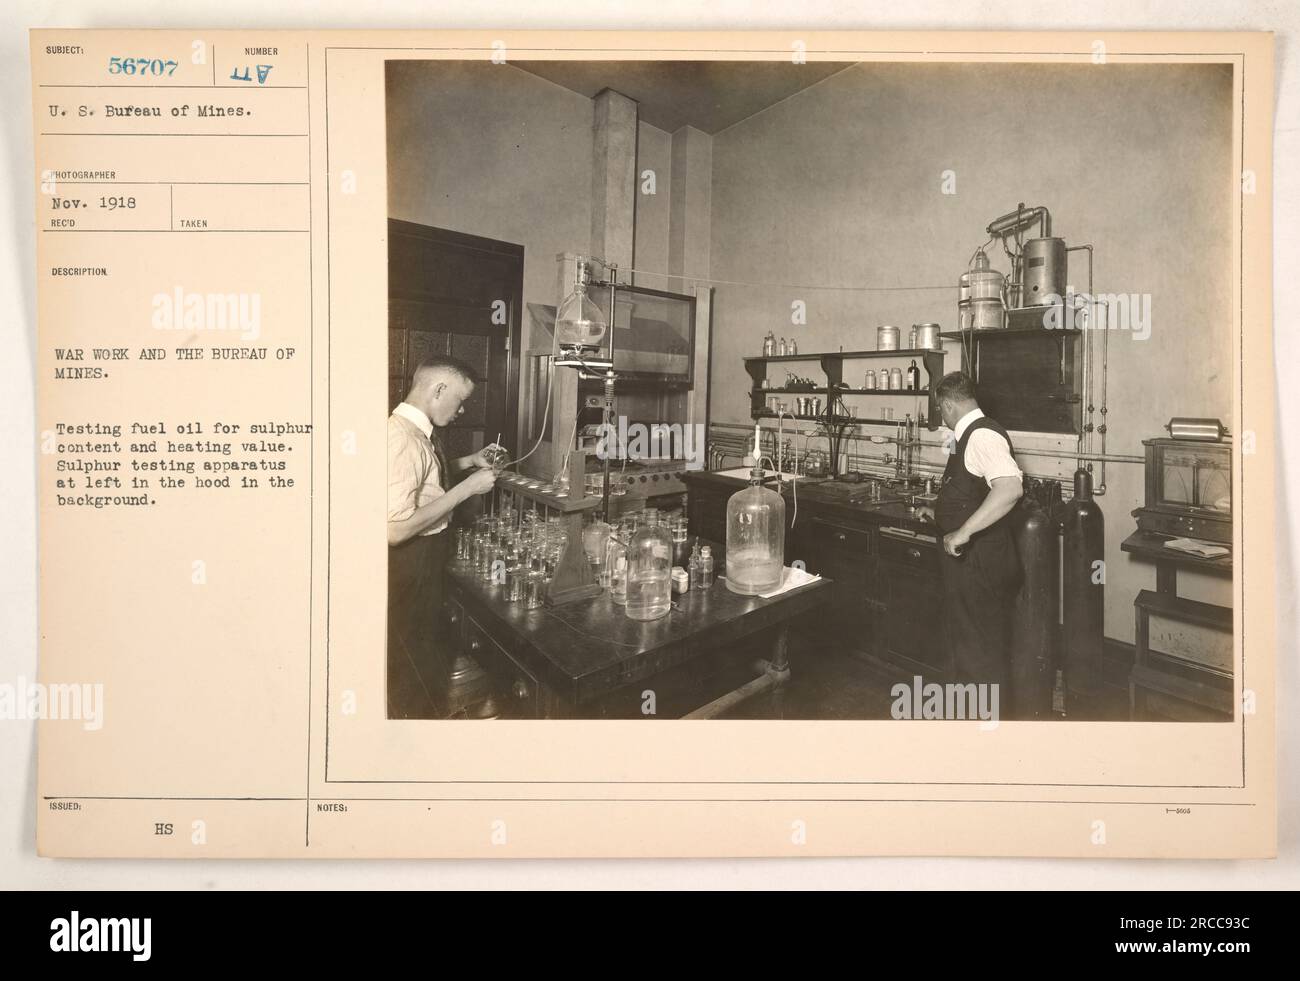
[[683, 658, 790, 720], [1098, 284, 1109, 495], [712, 422, 1143, 465], [1066, 244, 1096, 485], [601, 271, 618, 516], [987, 203, 1052, 240], [682, 673, 780, 719]]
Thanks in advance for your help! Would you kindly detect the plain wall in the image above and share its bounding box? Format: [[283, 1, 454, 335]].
[[708, 62, 1235, 642], [633, 120, 673, 286], [386, 61, 595, 327]]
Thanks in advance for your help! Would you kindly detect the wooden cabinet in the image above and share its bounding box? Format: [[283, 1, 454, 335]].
[[686, 475, 954, 677], [799, 516, 875, 645], [687, 484, 728, 544], [875, 529, 946, 677]]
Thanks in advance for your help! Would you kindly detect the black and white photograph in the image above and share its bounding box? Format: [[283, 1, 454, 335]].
[[383, 58, 1236, 723]]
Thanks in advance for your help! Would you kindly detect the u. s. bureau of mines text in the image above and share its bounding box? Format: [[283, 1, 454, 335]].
[[36, 37, 313, 517]]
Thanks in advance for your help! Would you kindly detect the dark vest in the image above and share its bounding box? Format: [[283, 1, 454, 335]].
[[936, 416, 1015, 535], [935, 414, 1020, 593]]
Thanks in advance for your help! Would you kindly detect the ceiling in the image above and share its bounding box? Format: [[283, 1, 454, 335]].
[[514, 61, 855, 134]]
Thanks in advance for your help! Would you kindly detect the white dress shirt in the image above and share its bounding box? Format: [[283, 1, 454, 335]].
[[950, 408, 1022, 489], [388, 402, 448, 536]]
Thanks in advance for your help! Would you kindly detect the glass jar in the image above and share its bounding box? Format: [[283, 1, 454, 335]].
[[605, 530, 629, 606], [524, 556, 547, 609], [725, 480, 785, 595], [699, 545, 715, 588], [624, 511, 672, 621], [479, 538, 499, 582], [505, 547, 526, 602], [582, 518, 612, 583]]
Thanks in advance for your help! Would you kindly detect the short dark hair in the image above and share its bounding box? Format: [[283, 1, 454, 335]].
[[412, 355, 478, 387], [934, 371, 978, 405]]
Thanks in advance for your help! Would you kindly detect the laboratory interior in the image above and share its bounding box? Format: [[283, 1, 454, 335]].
[[385, 59, 1234, 722]]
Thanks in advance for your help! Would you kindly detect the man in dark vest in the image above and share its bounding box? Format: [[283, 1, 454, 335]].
[[918, 372, 1023, 691], [387, 357, 500, 717]]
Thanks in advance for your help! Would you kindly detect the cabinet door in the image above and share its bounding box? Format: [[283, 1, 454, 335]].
[[879, 564, 948, 678], [687, 488, 728, 544], [388, 220, 522, 460], [802, 553, 871, 653]]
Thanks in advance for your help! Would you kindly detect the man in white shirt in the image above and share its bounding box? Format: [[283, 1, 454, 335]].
[[387, 357, 501, 717], [918, 372, 1024, 691]]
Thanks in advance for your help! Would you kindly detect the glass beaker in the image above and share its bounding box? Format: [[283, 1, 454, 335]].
[[524, 558, 547, 609], [583, 519, 612, 583], [606, 531, 629, 606]]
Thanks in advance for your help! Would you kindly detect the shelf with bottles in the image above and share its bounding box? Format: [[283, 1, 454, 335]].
[[833, 387, 930, 397], [742, 347, 945, 363], [754, 385, 931, 395], [752, 410, 829, 423], [752, 409, 931, 429], [742, 353, 824, 364]]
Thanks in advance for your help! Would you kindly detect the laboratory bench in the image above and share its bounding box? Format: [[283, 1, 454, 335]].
[[441, 540, 831, 719], [684, 470, 949, 682]]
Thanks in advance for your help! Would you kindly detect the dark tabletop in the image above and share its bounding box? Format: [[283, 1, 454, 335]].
[[447, 545, 830, 687]]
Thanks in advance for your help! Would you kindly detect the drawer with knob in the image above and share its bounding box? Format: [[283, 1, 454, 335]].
[[463, 617, 542, 718], [810, 517, 872, 559], [877, 527, 940, 574]]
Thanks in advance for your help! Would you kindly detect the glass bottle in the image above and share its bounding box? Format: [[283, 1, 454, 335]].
[[864, 369, 876, 391], [725, 475, 785, 595], [699, 545, 715, 588], [789, 337, 798, 355], [889, 366, 903, 390], [687, 539, 701, 590], [624, 511, 672, 621], [907, 359, 920, 391], [762, 331, 776, 357], [778, 336, 787, 356]]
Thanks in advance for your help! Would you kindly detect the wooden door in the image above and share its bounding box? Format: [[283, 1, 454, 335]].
[[387, 220, 522, 461]]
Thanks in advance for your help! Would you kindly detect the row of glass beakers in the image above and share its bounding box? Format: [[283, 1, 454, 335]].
[[456, 512, 570, 609]]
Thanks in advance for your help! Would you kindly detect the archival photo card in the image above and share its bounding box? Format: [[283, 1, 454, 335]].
[[30, 28, 1276, 858]]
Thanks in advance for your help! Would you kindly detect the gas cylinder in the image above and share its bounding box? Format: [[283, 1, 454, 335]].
[[1061, 468, 1105, 697], [1009, 496, 1057, 719]]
